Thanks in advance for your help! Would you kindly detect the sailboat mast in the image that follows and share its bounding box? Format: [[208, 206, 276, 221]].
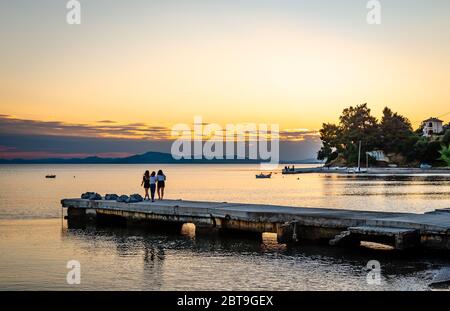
[[357, 140, 362, 172]]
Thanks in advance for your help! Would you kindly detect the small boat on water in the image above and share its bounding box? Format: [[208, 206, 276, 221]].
[[45, 175, 56, 178], [256, 172, 272, 179]]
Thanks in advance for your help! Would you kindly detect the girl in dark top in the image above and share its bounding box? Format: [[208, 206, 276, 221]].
[[156, 169, 166, 200], [141, 170, 150, 200]]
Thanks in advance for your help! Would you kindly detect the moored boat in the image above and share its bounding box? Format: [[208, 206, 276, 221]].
[[255, 172, 272, 179]]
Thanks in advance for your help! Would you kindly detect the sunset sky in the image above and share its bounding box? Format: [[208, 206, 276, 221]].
[[0, 0, 449, 160]]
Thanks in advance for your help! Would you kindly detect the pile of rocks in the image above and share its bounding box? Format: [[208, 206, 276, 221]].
[[105, 194, 119, 201], [115, 194, 144, 203], [81, 192, 102, 200], [81, 192, 143, 203]]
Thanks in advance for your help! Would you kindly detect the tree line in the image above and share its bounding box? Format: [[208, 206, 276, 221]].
[[317, 103, 450, 167]]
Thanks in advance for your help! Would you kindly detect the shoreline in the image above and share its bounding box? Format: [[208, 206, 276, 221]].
[[282, 166, 450, 175]]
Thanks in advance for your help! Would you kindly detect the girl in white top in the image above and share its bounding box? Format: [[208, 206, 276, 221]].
[[156, 169, 166, 200]]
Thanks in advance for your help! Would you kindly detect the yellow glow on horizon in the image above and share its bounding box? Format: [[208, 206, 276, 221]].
[[1, 10, 449, 131]]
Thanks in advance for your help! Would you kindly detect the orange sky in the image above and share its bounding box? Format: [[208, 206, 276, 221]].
[[1, 1, 449, 133]]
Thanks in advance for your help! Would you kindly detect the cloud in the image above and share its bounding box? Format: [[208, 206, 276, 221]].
[[0, 133, 321, 161], [0, 134, 174, 159], [96, 120, 117, 124], [0, 115, 320, 141], [279, 128, 320, 141], [0, 150, 134, 160], [0, 115, 172, 140], [0, 116, 322, 160]]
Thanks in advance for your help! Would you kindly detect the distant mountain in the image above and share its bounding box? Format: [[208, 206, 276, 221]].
[[0, 151, 262, 164]]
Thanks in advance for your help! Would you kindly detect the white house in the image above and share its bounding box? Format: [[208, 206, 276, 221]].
[[367, 150, 389, 162], [422, 117, 443, 137]]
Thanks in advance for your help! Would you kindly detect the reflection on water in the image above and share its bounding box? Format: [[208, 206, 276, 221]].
[[0, 164, 449, 290], [1, 164, 450, 219], [1, 219, 449, 291]]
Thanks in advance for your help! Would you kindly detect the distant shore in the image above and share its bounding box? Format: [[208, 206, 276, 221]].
[[282, 166, 450, 175]]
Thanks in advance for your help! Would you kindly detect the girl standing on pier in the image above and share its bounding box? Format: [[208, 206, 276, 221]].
[[149, 171, 157, 202], [141, 170, 150, 200], [157, 170, 166, 200]]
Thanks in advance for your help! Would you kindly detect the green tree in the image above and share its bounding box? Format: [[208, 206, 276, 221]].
[[438, 145, 450, 166], [338, 103, 381, 164], [443, 122, 450, 132], [316, 103, 440, 166], [317, 103, 381, 165], [441, 129, 450, 146], [411, 138, 442, 164], [317, 123, 342, 162], [380, 107, 414, 154], [403, 135, 421, 162]]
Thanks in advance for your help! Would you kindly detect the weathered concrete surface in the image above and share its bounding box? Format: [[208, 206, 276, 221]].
[[61, 198, 450, 251], [329, 226, 421, 250]]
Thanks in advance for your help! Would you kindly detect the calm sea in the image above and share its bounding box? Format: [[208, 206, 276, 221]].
[[0, 164, 449, 290]]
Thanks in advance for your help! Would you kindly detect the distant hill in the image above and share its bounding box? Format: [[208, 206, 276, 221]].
[[0, 151, 263, 164]]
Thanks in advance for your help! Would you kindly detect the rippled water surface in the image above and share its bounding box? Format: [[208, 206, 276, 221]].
[[0, 164, 449, 290], [1, 164, 450, 218]]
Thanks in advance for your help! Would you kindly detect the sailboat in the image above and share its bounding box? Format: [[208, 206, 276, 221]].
[[255, 172, 272, 179], [347, 141, 367, 174]]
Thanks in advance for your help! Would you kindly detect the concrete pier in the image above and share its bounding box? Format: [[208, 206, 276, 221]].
[[61, 198, 450, 251]]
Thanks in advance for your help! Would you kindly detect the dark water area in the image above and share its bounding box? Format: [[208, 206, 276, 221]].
[[0, 164, 449, 290], [1, 219, 450, 290]]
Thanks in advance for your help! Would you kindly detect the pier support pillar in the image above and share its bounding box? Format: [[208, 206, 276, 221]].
[[195, 224, 220, 236], [217, 228, 263, 240], [96, 211, 127, 227], [66, 207, 97, 229], [394, 232, 421, 250], [67, 207, 86, 218], [277, 222, 298, 244]]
